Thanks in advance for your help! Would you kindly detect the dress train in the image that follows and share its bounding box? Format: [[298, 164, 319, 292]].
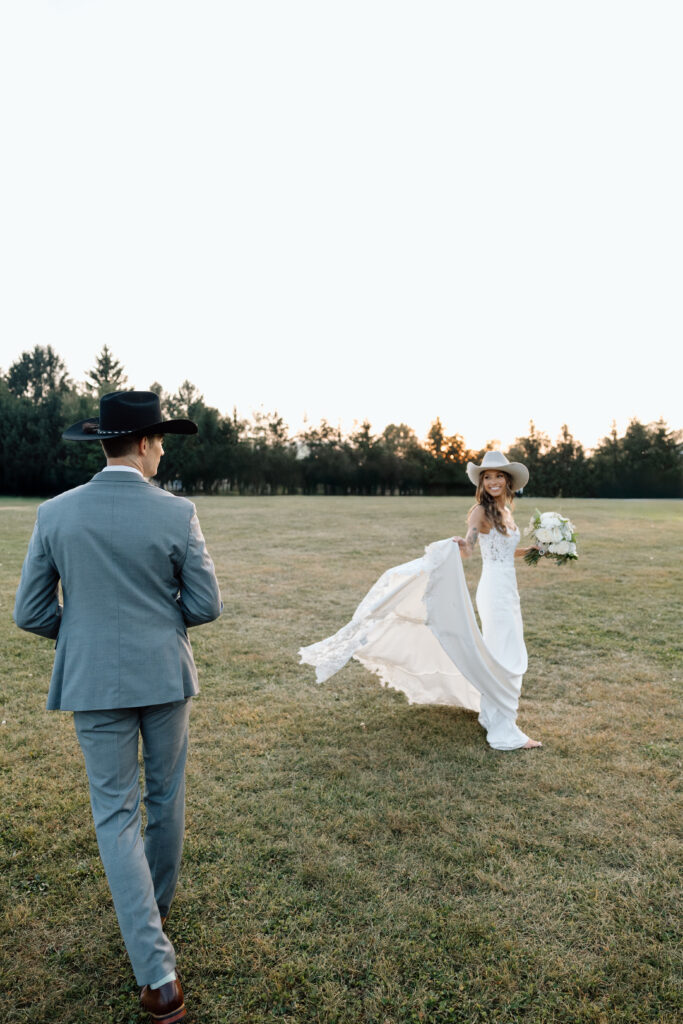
[[299, 536, 531, 750]]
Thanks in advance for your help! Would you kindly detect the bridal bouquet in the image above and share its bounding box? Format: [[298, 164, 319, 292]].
[[524, 509, 578, 566]]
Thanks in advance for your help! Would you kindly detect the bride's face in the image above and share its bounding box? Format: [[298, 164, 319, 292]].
[[482, 471, 508, 500]]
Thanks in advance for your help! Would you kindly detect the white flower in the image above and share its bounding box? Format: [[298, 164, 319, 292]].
[[555, 540, 570, 555], [540, 512, 561, 528], [550, 527, 563, 543], [535, 528, 552, 544], [548, 542, 560, 554], [568, 542, 577, 555]]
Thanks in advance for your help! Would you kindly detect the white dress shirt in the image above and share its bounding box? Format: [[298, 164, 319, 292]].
[[101, 466, 144, 479]]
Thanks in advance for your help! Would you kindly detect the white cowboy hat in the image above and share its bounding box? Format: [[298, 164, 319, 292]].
[[466, 451, 529, 491]]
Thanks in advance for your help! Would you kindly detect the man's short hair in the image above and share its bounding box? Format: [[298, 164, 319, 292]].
[[101, 431, 158, 459]]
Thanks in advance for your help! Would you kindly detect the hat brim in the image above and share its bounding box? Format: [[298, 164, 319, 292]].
[[466, 461, 529, 491], [62, 418, 198, 441]]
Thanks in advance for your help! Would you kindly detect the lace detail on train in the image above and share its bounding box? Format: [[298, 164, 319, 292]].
[[295, 555, 424, 684], [299, 538, 532, 749], [479, 525, 519, 566]]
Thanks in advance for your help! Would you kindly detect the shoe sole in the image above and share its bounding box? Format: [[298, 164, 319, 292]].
[[148, 1005, 186, 1023]]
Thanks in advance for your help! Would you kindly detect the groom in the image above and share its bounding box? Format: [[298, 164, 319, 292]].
[[14, 391, 222, 1022]]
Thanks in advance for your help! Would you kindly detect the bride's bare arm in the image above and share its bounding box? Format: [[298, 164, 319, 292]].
[[453, 506, 487, 558]]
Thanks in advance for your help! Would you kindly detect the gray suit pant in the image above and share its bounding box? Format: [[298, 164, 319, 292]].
[[73, 698, 191, 986]]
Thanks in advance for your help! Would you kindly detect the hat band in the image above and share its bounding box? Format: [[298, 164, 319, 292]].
[[83, 421, 152, 437]]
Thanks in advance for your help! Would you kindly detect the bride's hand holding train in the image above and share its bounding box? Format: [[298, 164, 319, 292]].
[[452, 503, 487, 557]]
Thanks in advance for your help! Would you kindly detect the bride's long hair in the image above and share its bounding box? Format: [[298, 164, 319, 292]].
[[470, 471, 515, 534]]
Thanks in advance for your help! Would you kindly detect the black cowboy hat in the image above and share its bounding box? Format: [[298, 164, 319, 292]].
[[62, 391, 198, 442]]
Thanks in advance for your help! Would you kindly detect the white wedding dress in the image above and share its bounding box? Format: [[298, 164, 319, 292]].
[[299, 528, 531, 750]]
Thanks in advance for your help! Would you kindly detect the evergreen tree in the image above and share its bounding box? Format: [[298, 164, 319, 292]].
[[506, 422, 552, 495], [544, 425, 590, 497], [423, 420, 472, 494], [6, 345, 71, 402], [1, 347, 74, 494], [157, 383, 206, 491], [592, 418, 682, 497], [348, 421, 384, 494], [169, 380, 202, 419], [590, 422, 620, 495], [381, 423, 427, 494], [84, 345, 129, 397], [247, 410, 299, 494], [646, 419, 683, 496], [442, 432, 469, 465], [426, 417, 446, 458], [0, 386, 65, 495], [299, 420, 353, 495]]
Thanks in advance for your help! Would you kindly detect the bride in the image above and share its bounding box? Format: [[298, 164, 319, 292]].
[[299, 451, 542, 751]]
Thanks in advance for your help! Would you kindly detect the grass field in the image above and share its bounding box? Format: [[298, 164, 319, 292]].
[[1, 496, 681, 1024]]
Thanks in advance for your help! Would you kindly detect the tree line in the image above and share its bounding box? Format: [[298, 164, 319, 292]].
[[1, 345, 681, 499]]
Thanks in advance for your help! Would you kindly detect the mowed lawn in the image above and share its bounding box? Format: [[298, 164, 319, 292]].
[[0, 496, 681, 1024]]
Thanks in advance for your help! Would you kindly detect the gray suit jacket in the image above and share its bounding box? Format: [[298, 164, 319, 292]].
[[14, 470, 223, 711]]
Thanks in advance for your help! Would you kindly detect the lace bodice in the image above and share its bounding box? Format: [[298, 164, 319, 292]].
[[479, 525, 520, 567]]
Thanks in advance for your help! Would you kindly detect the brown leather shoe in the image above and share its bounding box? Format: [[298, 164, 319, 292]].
[[139, 977, 186, 1022]]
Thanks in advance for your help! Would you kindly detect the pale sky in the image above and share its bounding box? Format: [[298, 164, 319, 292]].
[[1, 1, 680, 452]]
